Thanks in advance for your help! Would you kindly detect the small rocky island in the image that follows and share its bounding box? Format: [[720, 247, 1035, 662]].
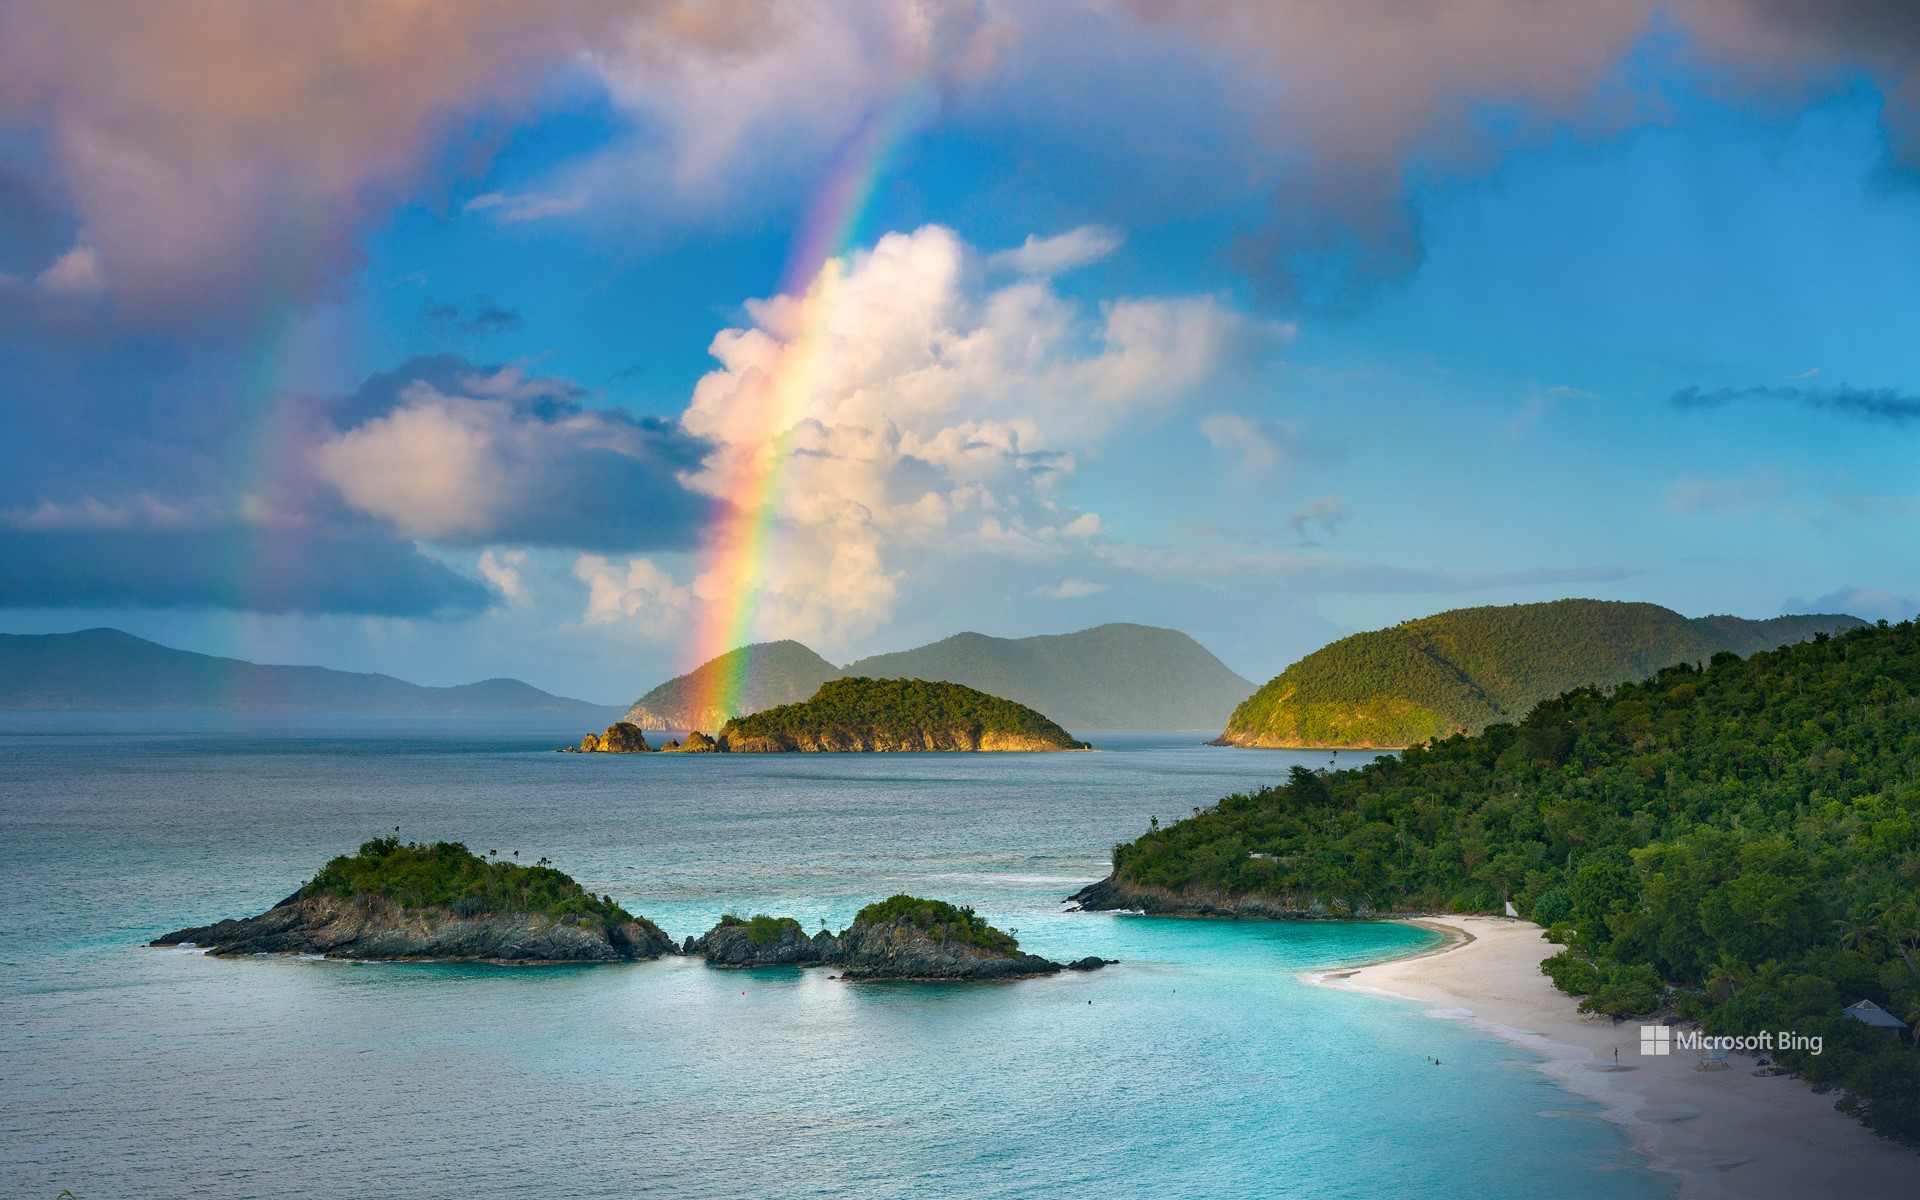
[[567, 678, 1091, 754], [687, 895, 1112, 980], [152, 838, 676, 963]]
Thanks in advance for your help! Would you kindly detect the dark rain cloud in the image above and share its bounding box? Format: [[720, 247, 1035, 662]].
[[1670, 383, 1920, 422]]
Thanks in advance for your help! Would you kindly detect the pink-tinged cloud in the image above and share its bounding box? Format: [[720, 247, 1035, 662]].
[[0, 0, 764, 324]]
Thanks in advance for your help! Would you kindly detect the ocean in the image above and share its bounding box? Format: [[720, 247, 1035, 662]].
[[0, 715, 1669, 1199]]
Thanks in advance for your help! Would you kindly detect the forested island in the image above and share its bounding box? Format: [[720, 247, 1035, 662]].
[[152, 838, 676, 962], [1082, 619, 1920, 1144], [689, 896, 1108, 979], [720, 677, 1089, 751], [155, 849, 1101, 981], [573, 678, 1090, 753], [1215, 599, 1860, 749]]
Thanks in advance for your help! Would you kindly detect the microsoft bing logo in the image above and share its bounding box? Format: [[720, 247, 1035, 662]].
[[1640, 1025, 1671, 1056]]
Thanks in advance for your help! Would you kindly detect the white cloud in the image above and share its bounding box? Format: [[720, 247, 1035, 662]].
[[1036, 578, 1108, 599], [464, 191, 586, 222], [987, 226, 1122, 277], [477, 549, 529, 604], [591, 223, 1258, 647], [1201, 413, 1299, 477], [573, 554, 693, 636], [312, 364, 708, 547], [36, 242, 106, 296]]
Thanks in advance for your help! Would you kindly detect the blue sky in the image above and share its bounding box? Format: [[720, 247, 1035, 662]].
[[1, 2, 1916, 701]]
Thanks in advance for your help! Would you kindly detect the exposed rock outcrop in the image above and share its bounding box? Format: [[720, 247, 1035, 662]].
[[1067, 875, 1377, 919], [152, 891, 677, 963], [691, 915, 832, 967], [660, 730, 720, 753], [831, 912, 1071, 979], [564, 721, 654, 753], [684, 900, 1115, 980]]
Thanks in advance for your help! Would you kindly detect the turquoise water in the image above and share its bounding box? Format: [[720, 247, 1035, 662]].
[[1, 716, 1668, 1199]]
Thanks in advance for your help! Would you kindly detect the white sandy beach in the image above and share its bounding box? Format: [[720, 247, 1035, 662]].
[[1321, 917, 1920, 1200]]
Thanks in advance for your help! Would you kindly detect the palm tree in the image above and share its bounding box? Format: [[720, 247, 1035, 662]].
[[1836, 903, 1886, 956], [1875, 897, 1920, 982], [1705, 954, 1751, 1003]]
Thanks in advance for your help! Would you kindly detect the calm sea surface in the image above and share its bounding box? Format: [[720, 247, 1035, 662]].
[[1, 715, 1668, 1199]]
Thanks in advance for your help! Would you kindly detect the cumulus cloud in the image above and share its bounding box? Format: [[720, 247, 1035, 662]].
[[585, 223, 1260, 647], [573, 554, 693, 636], [315, 363, 713, 549], [987, 226, 1122, 277]]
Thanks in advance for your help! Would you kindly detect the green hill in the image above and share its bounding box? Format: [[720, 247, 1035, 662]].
[[1087, 618, 1920, 1144], [843, 623, 1254, 730], [718, 677, 1089, 752], [1219, 600, 1863, 748], [620, 640, 842, 731], [0, 627, 614, 715]]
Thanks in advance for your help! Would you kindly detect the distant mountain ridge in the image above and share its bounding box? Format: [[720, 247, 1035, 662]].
[[622, 624, 1255, 732], [843, 624, 1254, 731], [0, 628, 616, 715], [1217, 599, 1866, 749]]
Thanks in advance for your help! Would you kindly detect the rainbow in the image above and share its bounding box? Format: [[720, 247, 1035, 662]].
[[680, 78, 931, 729]]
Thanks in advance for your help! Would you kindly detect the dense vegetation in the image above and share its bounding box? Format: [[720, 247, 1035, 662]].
[[1116, 619, 1920, 1142], [309, 838, 639, 930], [718, 913, 806, 946], [843, 623, 1255, 731], [622, 640, 841, 729], [853, 895, 1020, 955], [1222, 599, 1860, 748], [720, 677, 1088, 748]]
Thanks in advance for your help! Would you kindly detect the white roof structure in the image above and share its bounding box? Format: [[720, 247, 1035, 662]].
[[1843, 1000, 1908, 1030]]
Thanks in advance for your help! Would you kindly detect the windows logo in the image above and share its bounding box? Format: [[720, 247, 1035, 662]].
[[1640, 1025, 1671, 1056]]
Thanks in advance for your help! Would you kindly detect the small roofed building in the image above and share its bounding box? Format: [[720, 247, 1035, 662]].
[[1842, 1000, 1908, 1035]]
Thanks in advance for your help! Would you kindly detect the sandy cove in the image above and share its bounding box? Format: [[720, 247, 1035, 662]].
[[1318, 916, 1920, 1200]]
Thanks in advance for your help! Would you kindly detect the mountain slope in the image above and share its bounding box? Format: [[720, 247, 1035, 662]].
[[842, 624, 1254, 730], [0, 628, 614, 714], [1219, 600, 1864, 748], [620, 640, 842, 731]]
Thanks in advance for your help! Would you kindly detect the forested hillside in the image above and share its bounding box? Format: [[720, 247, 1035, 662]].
[[1218, 600, 1861, 748], [1099, 619, 1920, 1142]]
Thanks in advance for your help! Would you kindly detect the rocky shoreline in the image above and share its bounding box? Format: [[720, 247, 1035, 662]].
[[157, 884, 1110, 981], [684, 910, 1113, 980], [1067, 875, 1387, 919], [153, 890, 678, 963]]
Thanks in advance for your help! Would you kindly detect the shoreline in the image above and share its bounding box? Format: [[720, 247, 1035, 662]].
[[1314, 915, 1920, 1199]]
